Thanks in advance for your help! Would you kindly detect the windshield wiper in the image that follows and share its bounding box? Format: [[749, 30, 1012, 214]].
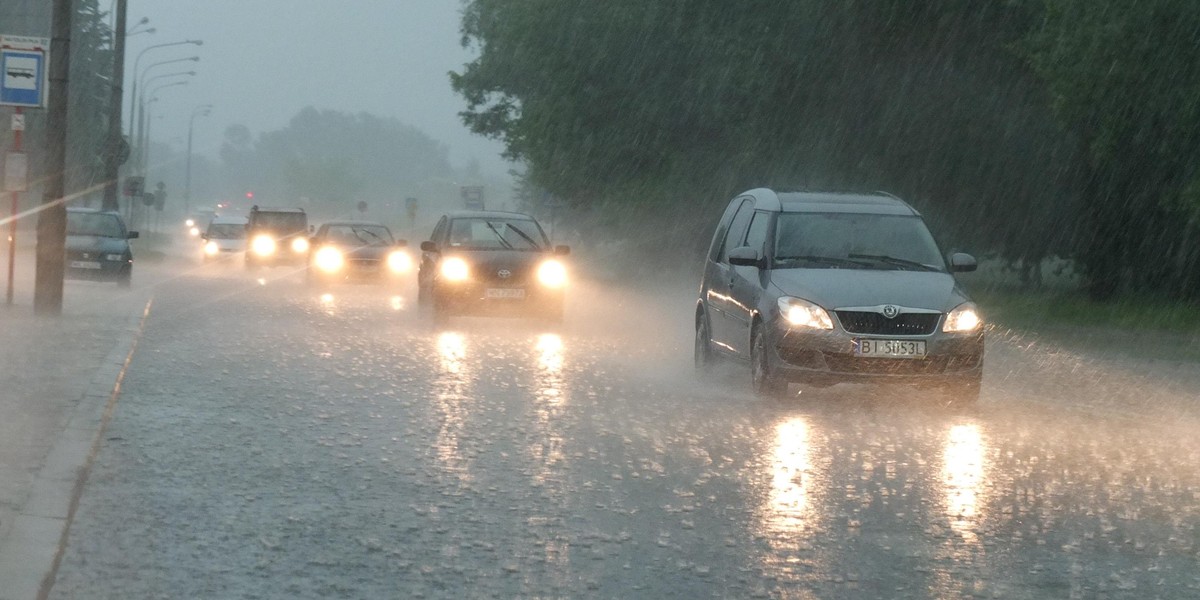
[[774, 255, 865, 268], [848, 253, 941, 272], [353, 227, 388, 246], [504, 223, 542, 250], [484, 221, 514, 249]]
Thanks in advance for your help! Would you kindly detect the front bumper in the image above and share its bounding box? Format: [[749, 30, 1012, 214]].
[[312, 259, 404, 284], [65, 257, 130, 281], [767, 318, 984, 386], [433, 281, 564, 316]]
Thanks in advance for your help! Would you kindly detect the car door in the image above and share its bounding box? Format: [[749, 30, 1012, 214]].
[[708, 199, 755, 354], [726, 210, 773, 356], [420, 216, 448, 290]]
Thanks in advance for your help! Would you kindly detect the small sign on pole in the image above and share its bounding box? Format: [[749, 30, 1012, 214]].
[[3, 152, 27, 192], [0, 36, 49, 108]]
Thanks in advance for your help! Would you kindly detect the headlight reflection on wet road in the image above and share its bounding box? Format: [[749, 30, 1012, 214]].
[[942, 423, 987, 543], [769, 417, 815, 531], [434, 332, 472, 482]]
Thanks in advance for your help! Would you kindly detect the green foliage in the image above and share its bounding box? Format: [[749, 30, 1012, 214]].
[[1024, 0, 1200, 299], [453, 0, 1083, 268]]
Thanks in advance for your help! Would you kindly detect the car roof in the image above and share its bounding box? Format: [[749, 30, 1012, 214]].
[[209, 216, 248, 225], [741, 188, 920, 216], [320, 220, 390, 228], [446, 210, 537, 221], [66, 207, 120, 215], [250, 206, 305, 213]]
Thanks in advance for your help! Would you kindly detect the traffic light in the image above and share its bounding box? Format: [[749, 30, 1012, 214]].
[[245, 191, 254, 200]]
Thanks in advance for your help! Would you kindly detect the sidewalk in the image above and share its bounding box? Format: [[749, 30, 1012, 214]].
[[0, 251, 155, 600]]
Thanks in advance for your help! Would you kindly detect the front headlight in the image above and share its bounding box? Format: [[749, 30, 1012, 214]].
[[537, 259, 567, 288], [189, 226, 201, 237], [943, 303, 982, 332], [314, 247, 344, 273], [777, 297, 833, 330], [291, 237, 310, 253], [440, 257, 469, 282], [387, 251, 412, 273], [105, 254, 125, 261], [251, 234, 276, 257], [185, 218, 195, 227], [203, 242, 219, 257]]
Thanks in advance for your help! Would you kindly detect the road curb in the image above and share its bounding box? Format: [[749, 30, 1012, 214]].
[[0, 297, 153, 600]]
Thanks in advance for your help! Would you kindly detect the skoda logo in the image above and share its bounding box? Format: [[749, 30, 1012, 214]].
[[882, 305, 900, 319], [497, 269, 512, 279]]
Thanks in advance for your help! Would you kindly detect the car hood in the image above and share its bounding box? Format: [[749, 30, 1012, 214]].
[[769, 269, 969, 312], [67, 235, 129, 254], [326, 245, 394, 260], [211, 238, 245, 251]]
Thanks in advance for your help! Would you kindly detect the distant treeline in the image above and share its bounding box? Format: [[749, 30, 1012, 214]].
[[452, 0, 1200, 299]]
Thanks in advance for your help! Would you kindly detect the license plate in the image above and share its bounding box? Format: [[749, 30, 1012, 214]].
[[485, 288, 525, 299], [855, 339, 926, 358], [70, 261, 102, 270]]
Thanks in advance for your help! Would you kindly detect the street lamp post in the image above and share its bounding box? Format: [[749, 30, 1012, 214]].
[[186, 105, 213, 214], [132, 58, 197, 172], [128, 40, 202, 137]]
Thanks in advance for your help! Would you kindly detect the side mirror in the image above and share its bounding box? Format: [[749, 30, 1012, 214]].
[[949, 252, 977, 273], [200, 233, 208, 240], [554, 245, 570, 256], [395, 239, 408, 248], [420, 241, 438, 253], [127, 231, 140, 239], [727, 246, 761, 267]]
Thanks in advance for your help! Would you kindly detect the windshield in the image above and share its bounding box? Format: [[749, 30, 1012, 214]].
[[205, 223, 246, 239], [66, 212, 125, 238], [447, 218, 546, 250], [250, 212, 306, 234], [324, 224, 394, 247], [774, 213, 946, 271]]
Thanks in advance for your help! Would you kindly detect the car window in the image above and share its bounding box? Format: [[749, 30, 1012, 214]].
[[448, 218, 546, 250], [774, 212, 946, 270], [325, 225, 394, 246], [206, 223, 246, 239], [719, 200, 755, 262], [744, 211, 771, 257], [251, 212, 307, 233], [67, 213, 124, 238], [431, 216, 448, 243]]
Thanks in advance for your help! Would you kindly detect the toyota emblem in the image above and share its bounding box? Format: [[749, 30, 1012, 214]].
[[882, 305, 899, 319], [497, 269, 512, 279]]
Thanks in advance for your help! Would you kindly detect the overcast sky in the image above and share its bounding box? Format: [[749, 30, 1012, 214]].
[[125, 0, 510, 177]]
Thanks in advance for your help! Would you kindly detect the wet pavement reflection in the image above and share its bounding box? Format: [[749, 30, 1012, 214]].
[[47, 272, 1200, 599]]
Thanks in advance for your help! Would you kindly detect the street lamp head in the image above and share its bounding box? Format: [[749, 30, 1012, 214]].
[[137, 16, 149, 25]]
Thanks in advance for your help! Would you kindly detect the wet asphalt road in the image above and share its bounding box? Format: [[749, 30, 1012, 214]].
[[49, 259, 1200, 599]]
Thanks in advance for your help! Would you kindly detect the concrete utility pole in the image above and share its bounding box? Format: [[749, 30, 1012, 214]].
[[35, 0, 72, 315], [101, 0, 127, 211]]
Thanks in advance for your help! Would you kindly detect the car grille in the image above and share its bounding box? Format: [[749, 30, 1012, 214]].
[[823, 353, 981, 375], [835, 311, 940, 336]]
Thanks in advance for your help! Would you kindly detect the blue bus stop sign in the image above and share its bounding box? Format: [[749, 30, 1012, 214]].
[[1, 44, 47, 108]]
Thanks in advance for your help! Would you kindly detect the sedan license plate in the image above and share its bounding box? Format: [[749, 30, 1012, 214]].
[[485, 288, 525, 300], [855, 339, 926, 359], [69, 260, 102, 270]]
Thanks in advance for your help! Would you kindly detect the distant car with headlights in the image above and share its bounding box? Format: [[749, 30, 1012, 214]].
[[200, 216, 248, 262], [185, 208, 217, 238], [65, 208, 138, 287], [418, 211, 569, 322], [245, 206, 309, 268], [695, 189, 984, 401], [306, 221, 410, 285]]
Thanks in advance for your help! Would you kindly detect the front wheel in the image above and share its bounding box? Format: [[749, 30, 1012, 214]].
[[751, 324, 787, 397], [694, 311, 716, 374]]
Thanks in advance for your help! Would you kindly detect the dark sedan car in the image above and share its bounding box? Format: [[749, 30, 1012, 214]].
[[418, 211, 569, 322], [306, 221, 410, 285], [65, 208, 138, 287]]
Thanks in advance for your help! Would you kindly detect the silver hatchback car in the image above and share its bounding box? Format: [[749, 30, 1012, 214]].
[[695, 189, 984, 401]]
